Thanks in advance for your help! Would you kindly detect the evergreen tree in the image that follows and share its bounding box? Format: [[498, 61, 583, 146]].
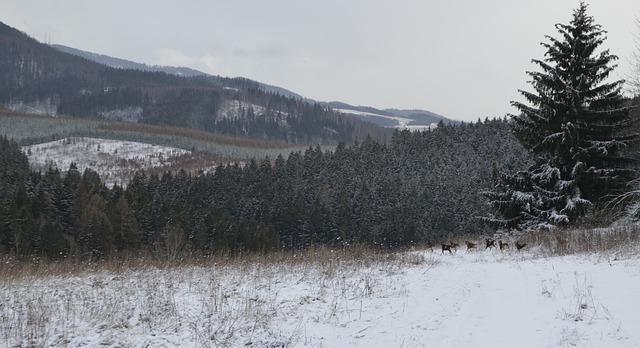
[[628, 15, 640, 97], [485, 2, 637, 229]]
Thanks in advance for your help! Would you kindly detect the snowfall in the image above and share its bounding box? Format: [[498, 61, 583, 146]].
[[2, 241, 639, 348]]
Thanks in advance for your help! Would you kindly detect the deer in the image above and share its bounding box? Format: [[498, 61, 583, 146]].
[[465, 241, 477, 252], [441, 243, 453, 254], [515, 241, 527, 251], [485, 238, 496, 250], [450, 242, 460, 253], [499, 240, 509, 252]]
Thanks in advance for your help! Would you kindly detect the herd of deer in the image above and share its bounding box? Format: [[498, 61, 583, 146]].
[[432, 238, 528, 255]]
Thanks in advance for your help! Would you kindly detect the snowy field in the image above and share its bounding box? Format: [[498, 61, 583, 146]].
[[2, 233, 639, 348], [335, 108, 437, 131], [22, 137, 220, 187]]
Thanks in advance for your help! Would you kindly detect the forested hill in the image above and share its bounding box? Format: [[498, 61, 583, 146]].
[[0, 118, 531, 258], [0, 22, 389, 144], [52, 45, 457, 129], [51, 43, 307, 100]]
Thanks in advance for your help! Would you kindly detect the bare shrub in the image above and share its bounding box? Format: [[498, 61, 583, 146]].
[[157, 225, 187, 263], [559, 273, 612, 323], [403, 253, 426, 265]]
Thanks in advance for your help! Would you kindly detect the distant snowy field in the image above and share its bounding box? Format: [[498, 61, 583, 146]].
[[22, 137, 218, 187], [335, 108, 437, 131], [2, 244, 639, 347]]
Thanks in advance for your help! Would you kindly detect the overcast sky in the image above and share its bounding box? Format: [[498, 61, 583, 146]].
[[2, 1, 639, 122]]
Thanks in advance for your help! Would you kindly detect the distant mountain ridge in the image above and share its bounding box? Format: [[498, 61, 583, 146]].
[[2, 20, 397, 144], [327, 103, 458, 129], [0, 20, 454, 148], [52, 44, 307, 100], [52, 44, 207, 77], [52, 45, 457, 128]]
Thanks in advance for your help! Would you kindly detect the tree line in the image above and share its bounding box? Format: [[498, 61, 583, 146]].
[[0, 118, 531, 259], [2, 3, 639, 262]]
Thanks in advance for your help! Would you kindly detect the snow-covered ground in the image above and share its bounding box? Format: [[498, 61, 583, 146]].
[[22, 137, 219, 188], [2, 241, 639, 347], [218, 100, 269, 119], [335, 108, 437, 131]]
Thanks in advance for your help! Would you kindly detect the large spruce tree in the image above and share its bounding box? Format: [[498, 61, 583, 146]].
[[484, 2, 637, 229]]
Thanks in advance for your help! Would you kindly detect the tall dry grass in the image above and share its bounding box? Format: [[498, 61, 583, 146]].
[[0, 245, 408, 280], [494, 223, 640, 258], [1, 223, 637, 347], [0, 244, 439, 347], [3, 222, 638, 281]]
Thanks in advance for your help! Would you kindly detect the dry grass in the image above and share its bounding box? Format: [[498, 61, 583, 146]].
[[407, 223, 640, 259], [0, 245, 395, 280], [1, 224, 638, 346], [68, 221, 632, 274], [0, 245, 417, 347], [101, 122, 296, 150], [510, 224, 640, 258]]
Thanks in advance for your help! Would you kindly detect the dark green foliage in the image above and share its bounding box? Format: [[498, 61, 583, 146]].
[[58, 86, 147, 117], [484, 3, 637, 229], [0, 135, 30, 179], [0, 118, 530, 259], [145, 88, 219, 131]]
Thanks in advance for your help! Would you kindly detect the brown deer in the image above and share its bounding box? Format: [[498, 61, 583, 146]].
[[441, 243, 453, 254], [465, 241, 477, 252], [499, 240, 509, 252], [515, 241, 527, 251], [450, 242, 460, 253], [485, 238, 496, 250]]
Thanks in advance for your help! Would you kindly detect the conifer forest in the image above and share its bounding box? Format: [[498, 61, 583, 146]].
[[0, 119, 531, 259], [1, 2, 640, 261]]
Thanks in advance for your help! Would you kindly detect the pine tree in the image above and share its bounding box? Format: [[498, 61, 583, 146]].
[[486, 2, 637, 229], [628, 15, 640, 97]]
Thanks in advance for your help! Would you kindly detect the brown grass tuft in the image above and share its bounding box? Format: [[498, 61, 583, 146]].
[[0, 245, 397, 280], [510, 224, 640, 257]]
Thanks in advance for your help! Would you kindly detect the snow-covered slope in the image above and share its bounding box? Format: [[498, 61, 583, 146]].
[[218, 99, 269, 119], [2, 242, 638, 347], [22, 137, 220, 187], [335, 108, 438, 131]]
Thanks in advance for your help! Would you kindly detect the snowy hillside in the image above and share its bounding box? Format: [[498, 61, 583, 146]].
[[22, 137, 221, 187], [2, 227, 639, 347], [335, 108, 438, 131], [218, 99, 269, 119]]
